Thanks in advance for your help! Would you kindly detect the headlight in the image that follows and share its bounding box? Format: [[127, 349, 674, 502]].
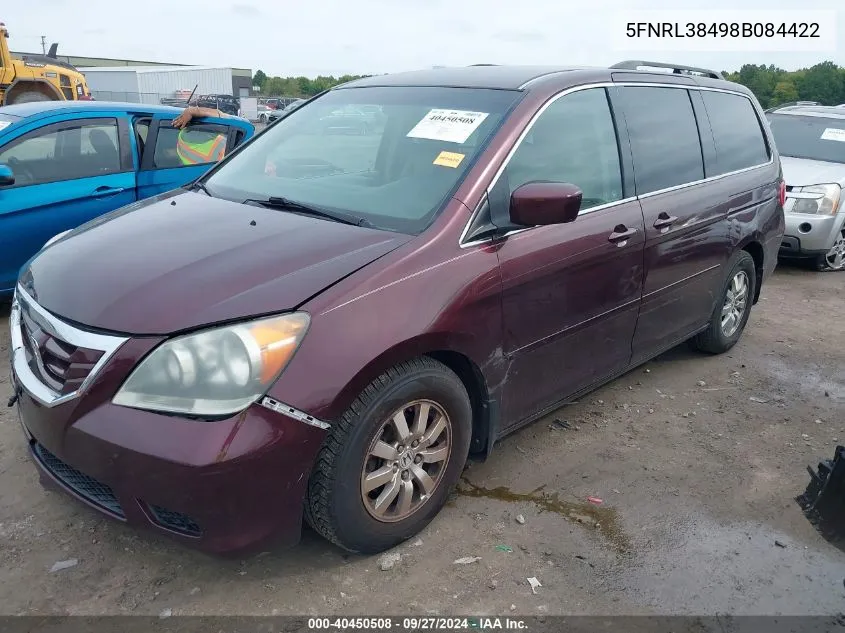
[[788, 183, 841, 215], [112, 312, 310, 416]]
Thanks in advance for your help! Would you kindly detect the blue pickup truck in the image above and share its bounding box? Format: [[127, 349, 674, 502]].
[[0, 101, 255, 295]]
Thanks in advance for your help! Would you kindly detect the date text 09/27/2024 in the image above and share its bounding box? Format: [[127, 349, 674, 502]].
[[625, 22, 821, 38], [307, 617, 528, 630]]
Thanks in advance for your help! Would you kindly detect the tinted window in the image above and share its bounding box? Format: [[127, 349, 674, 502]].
[[0, 120, 121, 187], [766, 114, 845, 164], [506, 88, 623, 210], [205, 86, 521, 235], [620, 87, 704, 194], [702, 91, 769, 174], [153, 123, 229, 168]]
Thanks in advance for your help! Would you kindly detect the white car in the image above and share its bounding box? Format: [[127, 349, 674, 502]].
[[766, 104, 845, 271]]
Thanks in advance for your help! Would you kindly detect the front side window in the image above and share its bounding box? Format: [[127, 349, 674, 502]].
[[153, 123, 229, 168], [701, 90, 770, 175], [766, 114, 845, 165], [204, 86, 522, 234], [504, 88, 623, 210], [0, 119, 122, 187], [619, 86, 705, 195]]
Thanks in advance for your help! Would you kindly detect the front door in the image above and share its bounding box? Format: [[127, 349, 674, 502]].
[[0, 115, 137, 292], [492, 87, 646, 427], [611, 85, 731, 361], [135, 115, 250, 199]]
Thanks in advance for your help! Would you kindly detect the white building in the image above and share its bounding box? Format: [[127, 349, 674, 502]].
[[80, 66, 237, 104]]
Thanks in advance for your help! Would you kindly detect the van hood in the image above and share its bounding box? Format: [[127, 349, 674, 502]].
[[19, 191, 411, 335], [780, 156, 845, 188]]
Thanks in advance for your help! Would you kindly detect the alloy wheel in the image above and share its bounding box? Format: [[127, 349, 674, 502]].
[[823, 229, 845, 271], [721, 271, 749, 337], [360, 399, 452, 523]]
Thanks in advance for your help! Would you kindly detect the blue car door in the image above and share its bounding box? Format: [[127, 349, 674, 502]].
[[0, 114, 137, 293], [135, 114, 254, 199]]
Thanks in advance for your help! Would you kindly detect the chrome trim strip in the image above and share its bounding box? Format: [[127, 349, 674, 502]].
[[458, 81, 774, 248], [260, 397, 330, 430], [10, 285, 128, 407]]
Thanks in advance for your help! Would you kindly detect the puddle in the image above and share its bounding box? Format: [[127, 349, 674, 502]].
[[455, 478, 631, 553]]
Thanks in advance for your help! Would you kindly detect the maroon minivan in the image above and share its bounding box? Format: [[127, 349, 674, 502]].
[[9, 62, 785, 555]]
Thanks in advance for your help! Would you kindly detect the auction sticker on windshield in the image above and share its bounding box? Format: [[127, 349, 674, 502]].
[[433, 151, 465, 168], [407, 109, 489, 144], [820, 128, 845, 143]]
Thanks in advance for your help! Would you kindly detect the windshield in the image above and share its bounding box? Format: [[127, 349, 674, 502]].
[[204, 86, 522, 234], [767, 113, 845, 164]]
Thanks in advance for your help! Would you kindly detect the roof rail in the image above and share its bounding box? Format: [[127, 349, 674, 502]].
[[765, 101, 819, 113], [610, 60, 723, 80], [469, 63, 498, 67]]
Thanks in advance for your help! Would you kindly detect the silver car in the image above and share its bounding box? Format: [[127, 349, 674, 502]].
[[767, 105, 845, 271]]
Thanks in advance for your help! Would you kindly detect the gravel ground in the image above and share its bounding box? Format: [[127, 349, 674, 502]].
[[0, 263, 843, 617]]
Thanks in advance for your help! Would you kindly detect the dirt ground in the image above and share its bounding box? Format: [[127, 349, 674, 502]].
[[1, 263, 843, 617]]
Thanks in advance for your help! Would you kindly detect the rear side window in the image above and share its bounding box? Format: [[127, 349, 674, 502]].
[[701, 91, 770, 175], [619, 86, 704, 195], [153, 123, 229, 168]]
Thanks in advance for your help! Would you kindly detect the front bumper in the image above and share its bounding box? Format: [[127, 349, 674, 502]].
[[9, 289, 328, 556], [780, 212, 845, 256]]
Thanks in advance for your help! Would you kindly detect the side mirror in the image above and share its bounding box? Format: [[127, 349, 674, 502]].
[[509, 181, 582, 226], [0, 164, 14, 187]]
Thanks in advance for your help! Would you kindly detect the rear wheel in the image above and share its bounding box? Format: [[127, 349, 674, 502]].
[[692, 250, 756, 354], [9, 89, 53, 104], [305, 357, 472, 553], [815, 228, 845, 271]]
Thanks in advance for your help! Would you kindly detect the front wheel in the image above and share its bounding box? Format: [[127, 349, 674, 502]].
[[691, 250, 757, 354], [305, 357, 472, 553], [9, 90, 52, 104], [816, 228, 845, 271]]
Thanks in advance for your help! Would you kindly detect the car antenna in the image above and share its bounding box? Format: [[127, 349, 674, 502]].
[[185, 83, 198, 107]]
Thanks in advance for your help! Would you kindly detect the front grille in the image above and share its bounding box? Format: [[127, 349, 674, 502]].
[[32, 443, 125, 518], [148, 505, 202, 537], [19, 309, 104, 396]]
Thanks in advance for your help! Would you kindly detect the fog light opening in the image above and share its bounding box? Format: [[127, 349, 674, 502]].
[[799, 223, 812, 234]]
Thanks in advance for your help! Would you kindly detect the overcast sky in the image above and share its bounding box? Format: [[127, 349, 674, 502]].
[[6, 0, 844, 77]]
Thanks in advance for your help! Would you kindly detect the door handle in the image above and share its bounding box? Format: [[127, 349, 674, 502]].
[[92, 186, 126, 198], [608, 225, 638, 245], [653, 212, 678, 230]]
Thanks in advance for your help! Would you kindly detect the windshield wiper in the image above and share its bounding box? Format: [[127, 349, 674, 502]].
[[189, 181, 212, 196], [247, 196, 374, 228]]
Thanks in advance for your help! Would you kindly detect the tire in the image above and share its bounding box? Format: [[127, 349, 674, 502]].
[[691, 250, 757, 354], [305, 357, 472, 554], [9, 90, 53, 104], [814, 228, 845, 271]]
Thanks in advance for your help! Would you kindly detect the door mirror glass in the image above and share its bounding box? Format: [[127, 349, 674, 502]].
[[0, 164, 14, 187], [509, 181, 582, 226]]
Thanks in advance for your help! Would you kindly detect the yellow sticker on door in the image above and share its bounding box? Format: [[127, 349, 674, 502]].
[[433, 151, 465, 168]]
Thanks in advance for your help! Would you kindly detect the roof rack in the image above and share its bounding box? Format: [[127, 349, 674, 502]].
[[764, 101, 819, 112], [610, 60, 723, 80]]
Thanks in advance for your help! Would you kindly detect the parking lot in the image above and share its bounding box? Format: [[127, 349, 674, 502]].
[[1, 262, 843, 616]]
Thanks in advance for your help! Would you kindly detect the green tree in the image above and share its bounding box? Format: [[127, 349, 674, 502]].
[[252, 70, 267, 90], [794, 62, 845, 105], [770, 80, 799, 106]]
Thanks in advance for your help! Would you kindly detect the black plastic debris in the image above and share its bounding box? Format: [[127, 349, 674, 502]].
[[797, 445, 845, 551]]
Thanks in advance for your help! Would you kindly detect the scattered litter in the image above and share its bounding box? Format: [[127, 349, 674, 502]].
[[412, 539, 423, 547], [697, 380, 707, 387], [516, 514, 526, 525], [552, 418, 573, 430], [644, 369, 650, 373], [648, 408, 655, 414], [488, 579, 498, 590], [527, 577, 542, 594], [802, 434, 810, 440], [378, 552, 401, 571], [159, 609, 172, 619], [815, 419, 823, 425], [495, 545, 513, 553], [587, 496, 603, 505], [515, 446, 527, 454], [749, 396, 770, 404], [775, 540, 787, 548], [612, 489, 620, 494], [50, 559, 78, 573], [510, 604, 517, 611], [189, 587, 201, 596], [453, 556, 482, 565]]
